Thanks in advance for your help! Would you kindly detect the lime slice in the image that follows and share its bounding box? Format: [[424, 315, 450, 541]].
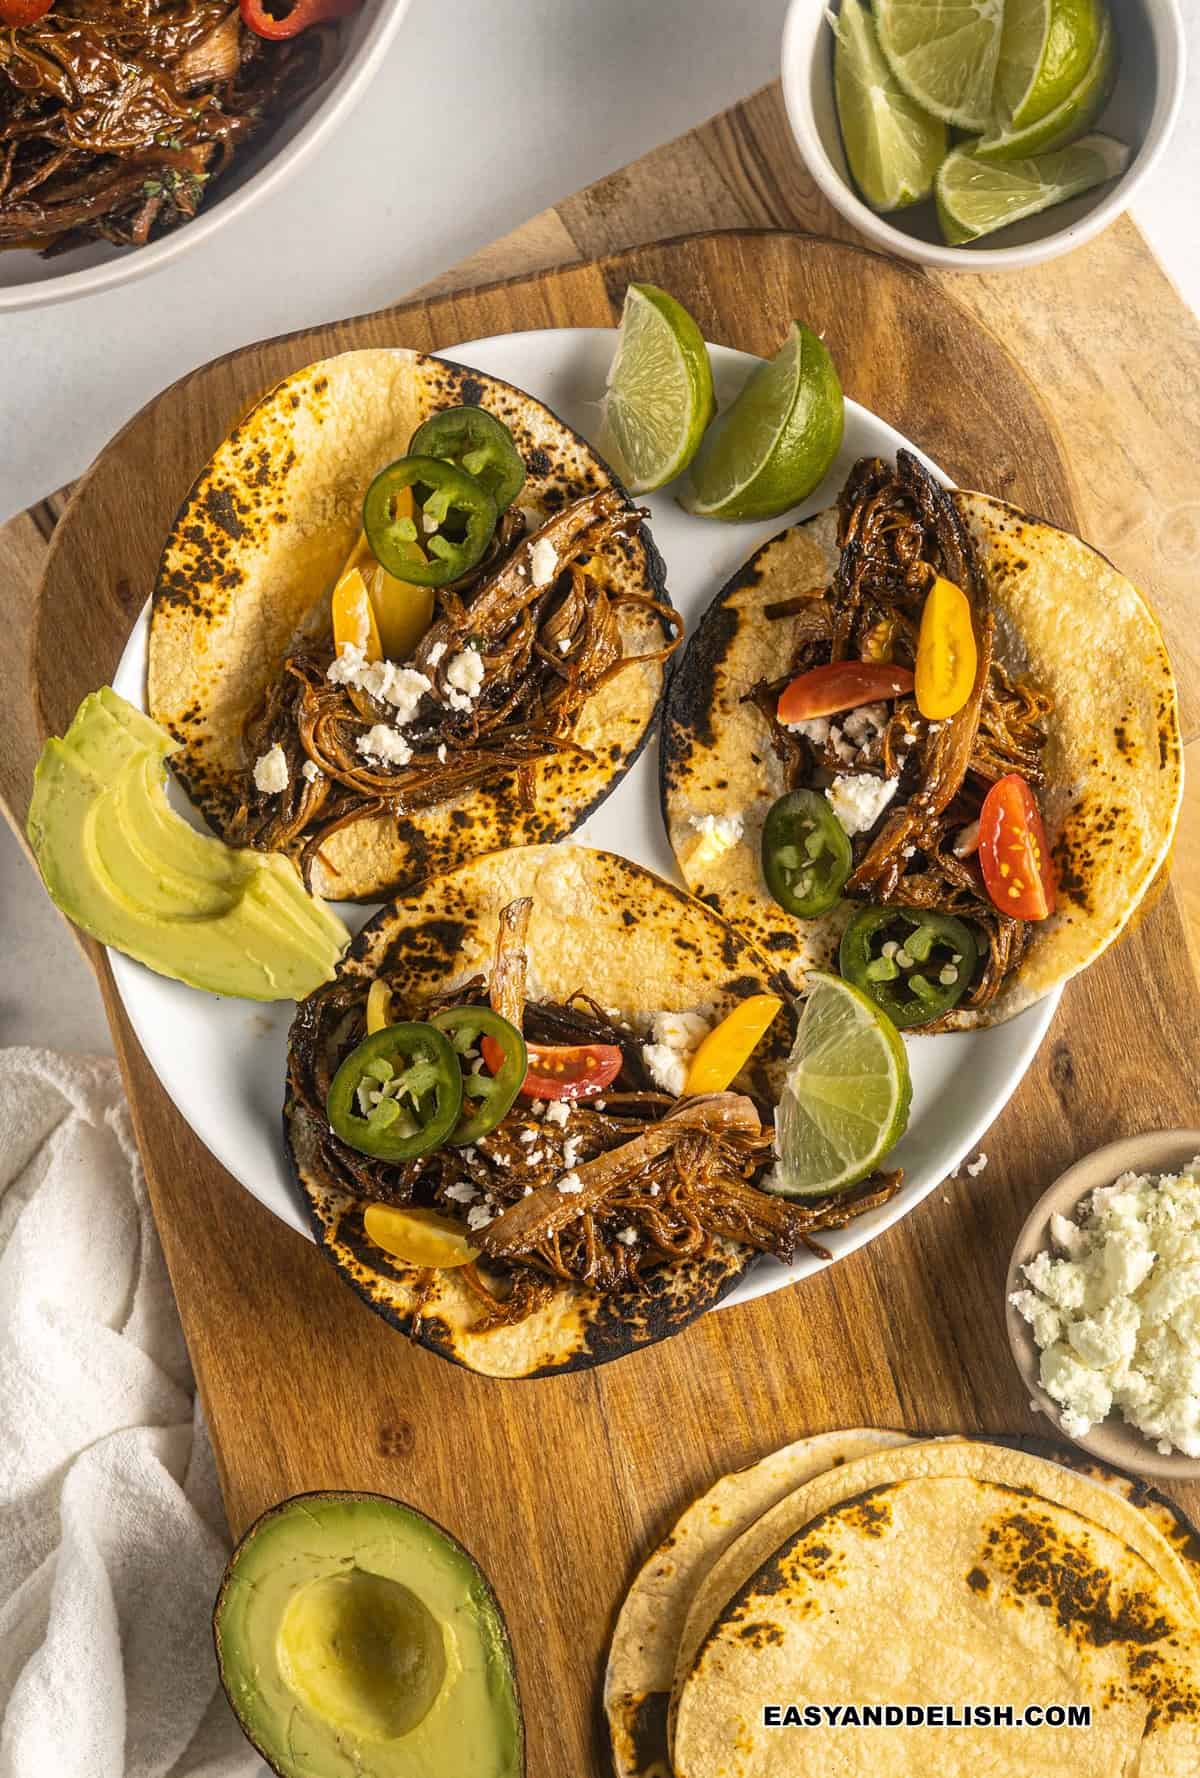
[[598, 283, 715, 494], [975, 9, 1114, 161], [680, 322, 844, 522], [767, 971, 911, 1200], [873, 0, 1005, 133], [936, 131, 1129, 243], [993, 0, 1100, 131], [833, 0, 948, 211]]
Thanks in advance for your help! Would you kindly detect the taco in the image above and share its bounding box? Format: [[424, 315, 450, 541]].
[[148, 348, 680, 902], [284, 845, 900, 1379], [672, 1448, 1200, 1776], [662, 452, 1182, 1030]]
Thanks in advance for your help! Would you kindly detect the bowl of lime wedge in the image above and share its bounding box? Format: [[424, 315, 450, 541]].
[[781, 0, 1184, 270]]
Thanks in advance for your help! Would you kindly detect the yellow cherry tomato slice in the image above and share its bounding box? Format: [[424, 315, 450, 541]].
[[366, 562, 435, 663], [366, 978, 393, 1034], [331, 564, 382, 663], [915, 575, 977, 720], [347, 516, 436, 662], [683, 994, 783, 1095], [363, 1203, 480, 1271]]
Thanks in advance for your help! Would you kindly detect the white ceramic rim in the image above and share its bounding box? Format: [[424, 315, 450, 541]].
[[780, 0, 1187, 272], [0, 0, 412, 314]]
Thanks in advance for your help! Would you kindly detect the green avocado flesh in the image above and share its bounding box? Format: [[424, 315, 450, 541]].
[[214, 1492, 524, 1778], [27, 687, 347, 1001]]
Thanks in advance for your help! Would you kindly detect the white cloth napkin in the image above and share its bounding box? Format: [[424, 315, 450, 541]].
[[0, 1048, 261, 1778]]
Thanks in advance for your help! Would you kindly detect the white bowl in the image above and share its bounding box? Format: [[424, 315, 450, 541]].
[[0, 0, 411, 313], [781, 0, 1186, 271], [1006, 1130, 1200, 1481]]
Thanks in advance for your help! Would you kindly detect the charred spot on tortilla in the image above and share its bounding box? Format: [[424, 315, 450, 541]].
[[148, 348, 680, 903], [735, 1621, 785, 1648], [984, 1505, 1177, 1650], [626, 1691, 671, 1778]]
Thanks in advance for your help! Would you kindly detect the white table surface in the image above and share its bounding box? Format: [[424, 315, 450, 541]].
[[1, 0, 1197, 1058]]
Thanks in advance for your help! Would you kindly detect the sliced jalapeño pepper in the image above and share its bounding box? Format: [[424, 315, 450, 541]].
[[762, 789, 853, 918], [429, 1006, 528, 1146], [363, 456, 497, 588], [839, 907, 978, 1029], [326, 1023, 463, 1162], [409, 407, 527, 514]]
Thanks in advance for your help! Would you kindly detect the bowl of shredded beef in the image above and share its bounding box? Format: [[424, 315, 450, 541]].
[[0, 0, 410, 309]]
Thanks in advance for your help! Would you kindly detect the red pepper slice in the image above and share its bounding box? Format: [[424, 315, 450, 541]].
[[239, 0, 361, 39], [777, 660, 915, 726], [481, 1036, 623, 1103], [0, 0, 54, 21], [978, 774, 1056, 922]]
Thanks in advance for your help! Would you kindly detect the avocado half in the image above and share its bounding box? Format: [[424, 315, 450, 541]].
[[213, 1491, 524, 1778]]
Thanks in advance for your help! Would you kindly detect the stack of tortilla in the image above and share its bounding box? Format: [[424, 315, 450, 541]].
[[605, 1430, 1200, 1777]]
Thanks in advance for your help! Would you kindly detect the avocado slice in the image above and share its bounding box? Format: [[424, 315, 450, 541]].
[[67, 685, 178, 766], [28, 689, 348, 1001], [214, 1492, 524, 1778]]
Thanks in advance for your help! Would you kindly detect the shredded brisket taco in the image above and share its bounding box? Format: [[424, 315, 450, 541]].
[[284, 846, 900, 1379], [662, 452, 1181, 1029], [148, 349, 680, 902]]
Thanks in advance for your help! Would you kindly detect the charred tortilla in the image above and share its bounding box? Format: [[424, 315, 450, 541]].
[[148, 348, 672, 901], [662, 484, 1181, 1027], [606, 1427, 1200, 1778], [673, 1452, 1200, 1777], [284, 846, 896, 1380]]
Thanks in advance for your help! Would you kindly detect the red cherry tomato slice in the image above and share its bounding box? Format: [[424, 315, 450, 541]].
[[481, 1036, 622, 1102], [776, 661, 915, 726], [978, 774, 1056, 922], [239, 0, 360, 39], [0, 0, 54, 21]]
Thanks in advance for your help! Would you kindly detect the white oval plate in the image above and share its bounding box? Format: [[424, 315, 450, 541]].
[[109, 326, 1057, 1309]]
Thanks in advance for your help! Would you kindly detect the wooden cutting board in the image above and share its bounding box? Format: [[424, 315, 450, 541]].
[[5, 83, 1200, 1778]]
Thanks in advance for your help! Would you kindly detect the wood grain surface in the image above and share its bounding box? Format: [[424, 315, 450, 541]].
[[3, 81, 1200, 1778]]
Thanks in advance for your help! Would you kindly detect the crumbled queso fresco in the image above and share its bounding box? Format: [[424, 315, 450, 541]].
[[530, 536, 559, 588], [642, 1010, 710, 1098], [825, 773, 898, 837], [443, 648, 485, 711], [688, 812, 744, 868], [786, 702, 886, 765], [252, 743, 289, 795], [357, 724, 412, 767], [1010, 1155, 1200, 1455], [326, 645, 431, 723]]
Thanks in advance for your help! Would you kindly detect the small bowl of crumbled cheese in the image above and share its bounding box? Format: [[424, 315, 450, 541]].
[[1006, 1130, 1200, 1480]]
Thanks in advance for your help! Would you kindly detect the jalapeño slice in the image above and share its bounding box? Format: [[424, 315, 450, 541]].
[[363, 455, 497, 587], [839, 907, 978, 1029], [409, 406, 527, 513], [430, 1006, 528, 1146], [762, 789, 853, 918], [326, 1022, 463, 1162]]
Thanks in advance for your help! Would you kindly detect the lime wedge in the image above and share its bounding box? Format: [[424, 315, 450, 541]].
[[993, 0, 1101, 131], [975, 8, 1114, 161], [833, 0, 948, 211], [873, 0, 1005, 133], [936, 131, 1129, 243], [680, 322, 844, 522], [598, 283, 715, 494], [767, 971, 911, 1200]]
